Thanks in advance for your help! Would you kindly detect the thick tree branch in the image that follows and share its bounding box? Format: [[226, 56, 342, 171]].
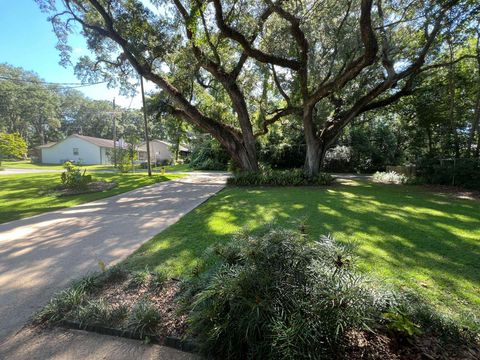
[[254, 107, 302, 137], [271, 65, 291, 105], [75, 0, 243, 147], [308, 0, 378, 106], [212, 0, 301, 70]]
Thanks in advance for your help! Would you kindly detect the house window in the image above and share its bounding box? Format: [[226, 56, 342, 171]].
[[73, 148, 79, 156]]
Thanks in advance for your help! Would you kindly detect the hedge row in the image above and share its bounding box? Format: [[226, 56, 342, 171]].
[[227, 169, 334, 186]]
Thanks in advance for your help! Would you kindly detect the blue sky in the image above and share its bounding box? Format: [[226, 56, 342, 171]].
[[0, 0, 152, 108]]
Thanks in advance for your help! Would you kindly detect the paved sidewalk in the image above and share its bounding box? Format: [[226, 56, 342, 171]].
[[0, 326, 199, 360], [0, 173, 226, 346]]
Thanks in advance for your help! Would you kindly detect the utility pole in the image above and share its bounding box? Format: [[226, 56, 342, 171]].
[[112, 98, 117, 167], [140, 76, 152, 176]]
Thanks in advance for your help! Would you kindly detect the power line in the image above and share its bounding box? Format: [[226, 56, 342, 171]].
[[0, 75, 106, 87]]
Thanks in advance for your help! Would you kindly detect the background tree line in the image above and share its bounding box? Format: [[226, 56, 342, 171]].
[[37, 0, 480, 176], [0, 63, 189, 151]]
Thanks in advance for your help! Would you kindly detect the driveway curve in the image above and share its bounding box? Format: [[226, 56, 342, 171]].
[[0, 173, 226, 345]]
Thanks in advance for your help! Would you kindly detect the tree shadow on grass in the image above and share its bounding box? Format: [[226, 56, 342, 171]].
[[126, 181, 480, 323], [0, 173, 180, 224]]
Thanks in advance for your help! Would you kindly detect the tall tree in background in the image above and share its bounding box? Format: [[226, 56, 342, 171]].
[[0, 132, 28, 163], [0, 64, 61, 145]]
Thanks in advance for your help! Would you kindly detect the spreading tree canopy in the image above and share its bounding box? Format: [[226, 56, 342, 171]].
[[0, 132, 28, 162], [37, 0, 480, 174]]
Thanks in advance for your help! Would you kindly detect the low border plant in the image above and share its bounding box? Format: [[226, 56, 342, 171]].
[[227, 168, 334, 186]]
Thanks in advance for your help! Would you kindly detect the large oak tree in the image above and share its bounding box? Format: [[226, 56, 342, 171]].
[[38, 0, 479, 174]]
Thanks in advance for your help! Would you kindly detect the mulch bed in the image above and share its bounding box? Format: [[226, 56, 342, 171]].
[[346, 329, 480, 359], [55, 181, 117, 196], [97, 276, 187, 340]]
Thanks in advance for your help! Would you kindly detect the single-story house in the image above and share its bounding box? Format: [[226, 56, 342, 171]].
[[137, 139, 190, 164], [37, 134, 135, 165]]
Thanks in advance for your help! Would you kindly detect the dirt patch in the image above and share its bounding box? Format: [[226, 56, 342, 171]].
[[419, 184, 480, 201], [55, 181, 117, 196], [96, 276, 187, 339]]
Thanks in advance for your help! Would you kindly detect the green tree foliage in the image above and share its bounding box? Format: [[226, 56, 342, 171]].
[[0, 64, 168, 153], [0, 64, 60, 145], [35, 0, 479, 176], [189, 137, 229, 170], [0, 132, 28, 164]]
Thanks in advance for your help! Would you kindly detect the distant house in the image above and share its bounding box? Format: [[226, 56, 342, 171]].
[[37, 134, 134, 165], [137, 139, 190, 164]]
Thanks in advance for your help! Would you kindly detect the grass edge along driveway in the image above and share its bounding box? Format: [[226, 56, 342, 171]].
[[125, 180, 480, 330], [0, 172, 186, 224]]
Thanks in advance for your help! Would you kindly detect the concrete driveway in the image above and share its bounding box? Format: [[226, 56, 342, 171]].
[[0, 173, 226, 346]]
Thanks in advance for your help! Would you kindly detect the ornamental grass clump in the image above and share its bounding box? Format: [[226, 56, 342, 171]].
[[181, 227, 392, 359], [372, 171, 408, 184]]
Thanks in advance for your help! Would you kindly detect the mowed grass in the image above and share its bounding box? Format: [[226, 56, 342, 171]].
[[1, 160, 194, 173], [1, 160, 115, 171], [125, 179, 480, 328], [0, 172, 185, 224]]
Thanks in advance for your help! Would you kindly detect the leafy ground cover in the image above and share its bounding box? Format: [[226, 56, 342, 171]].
[[125, 179, 480, 329], [0, 172, 185, 224]]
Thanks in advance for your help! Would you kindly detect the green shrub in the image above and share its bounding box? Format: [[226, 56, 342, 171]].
[[114, 148, 137, 173], [190, 138, 229, 170], [372, 171, 408, 184], [180, 228, 391, 359], [227, 169, 334, 186], [127, 300, 161, 337], [60, 161, 92, 189], [416, 158, 480, 190]]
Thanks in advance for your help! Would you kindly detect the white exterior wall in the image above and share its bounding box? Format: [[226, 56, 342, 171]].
[[41, 137, 103, 165], [138, 141, 174, 162], [151, 141, 173, 161], [100, 147, 112, 165]]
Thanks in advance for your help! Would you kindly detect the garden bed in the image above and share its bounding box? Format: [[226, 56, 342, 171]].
[[55, 181, 118, 196], [36, 265, 480, 359], [346, 329, 479, 360], [35, 213, 480, 358], [35, 268, 190, 347]]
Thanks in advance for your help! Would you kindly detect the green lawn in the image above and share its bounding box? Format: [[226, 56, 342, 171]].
[[0, 172, 185, 224], [1, 160, 193, 173], [1, 160, 115, 171], [125, 180, 480, 328], [159, 163, 192, 172]]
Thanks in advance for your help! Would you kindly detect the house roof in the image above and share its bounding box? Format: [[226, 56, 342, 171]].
[[36, 142, 57, 149], [71, 134, 119, 149], [36, 134, 126, 151]]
